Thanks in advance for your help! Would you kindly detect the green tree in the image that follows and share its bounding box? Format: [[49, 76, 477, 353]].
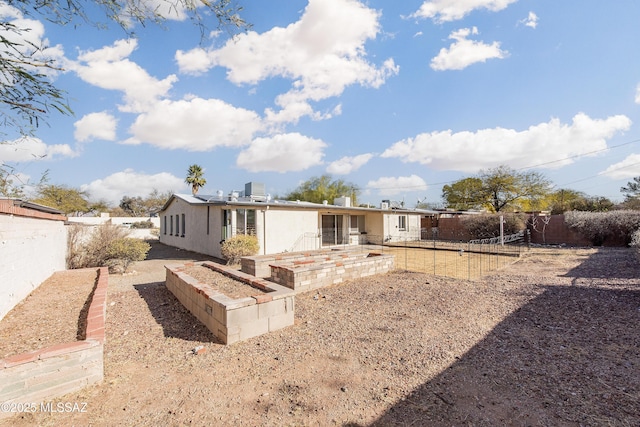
[[185, 164, 206, 195], [31, 184, 91, 215], [441, 177, 485, 210], [119, 196, 146, 217], [620, 177, 640, 209], [546, 189, 614, 214], [144, 189, 172, 213], [285, 175, 359, 205], [443, 165, 552, 212], [0, 172, 25, 198], [118, 190, 171, 216]]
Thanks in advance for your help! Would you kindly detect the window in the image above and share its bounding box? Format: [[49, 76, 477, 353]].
[[350, 215, 365, 234], [175, 214, 180, 236], [181, 214, 186, 237], [163, 216, 167, 235], [206, 206, 210, 235], [236, 209, 257, 235], [170, 215, 173, 235], [398, 215, 407, 231]]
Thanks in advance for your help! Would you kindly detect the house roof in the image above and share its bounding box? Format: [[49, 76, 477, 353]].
[[159, 193, 439, 215]]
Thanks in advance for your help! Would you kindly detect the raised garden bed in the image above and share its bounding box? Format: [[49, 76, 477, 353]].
[[165, 261, 295, 345]]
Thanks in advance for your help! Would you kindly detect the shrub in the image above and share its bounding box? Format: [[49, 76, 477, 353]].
[[460, 213, 527, 239], [67, 223, 130, 269], [105, 238, 151, 273], [564, 210, 640, 246], [630, 229, 640, 248], [221, 234, 260, 265], [130, 220, 155, 229]]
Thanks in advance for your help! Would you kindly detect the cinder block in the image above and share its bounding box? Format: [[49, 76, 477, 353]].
[[238, 319, 270, 341], [269, 311, 295, 331], [226, 304, 259, 324], [257, 299, 285, 319]]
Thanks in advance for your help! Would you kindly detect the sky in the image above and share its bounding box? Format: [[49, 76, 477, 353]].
[[1, 0, 640, 208]]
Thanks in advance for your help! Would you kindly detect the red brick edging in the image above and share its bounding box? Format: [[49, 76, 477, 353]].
[[0, 267, 108, 409]]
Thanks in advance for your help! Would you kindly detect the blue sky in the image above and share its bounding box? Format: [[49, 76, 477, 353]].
[[1, 0, 640, 207]]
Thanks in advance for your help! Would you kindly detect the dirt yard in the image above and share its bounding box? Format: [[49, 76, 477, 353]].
[[1, 242, 639, 426]]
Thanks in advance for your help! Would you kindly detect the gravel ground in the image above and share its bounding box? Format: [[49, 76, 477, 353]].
[[1, 242, 639, 426]]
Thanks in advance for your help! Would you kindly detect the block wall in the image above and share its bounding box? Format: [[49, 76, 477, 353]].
[[0, 211, 67, 320], [269, 253, 395, 293], [241, 248, 352, 278], [165, 262, 295, 345]]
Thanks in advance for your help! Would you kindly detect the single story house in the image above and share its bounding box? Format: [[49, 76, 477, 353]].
[[158, 182, 426, 258]]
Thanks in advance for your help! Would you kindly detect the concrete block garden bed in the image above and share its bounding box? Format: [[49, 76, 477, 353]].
[[165, 262, 295, 345], [245, 250, 395, 294]]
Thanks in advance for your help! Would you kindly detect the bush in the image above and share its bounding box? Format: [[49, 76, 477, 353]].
[[130, 220, 155, 229], [565, 210, 640, 246], [460, 213, 527, 239], [221, 235, 260, 265], [105, 238, 151, 273], [67, 223, 131, 269]]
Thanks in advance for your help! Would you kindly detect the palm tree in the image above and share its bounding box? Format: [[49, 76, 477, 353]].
[[185, 164, 206, 195]]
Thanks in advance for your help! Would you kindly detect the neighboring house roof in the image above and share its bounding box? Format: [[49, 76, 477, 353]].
[[0, 198, 66, 221], [159, 193, 437, 215]]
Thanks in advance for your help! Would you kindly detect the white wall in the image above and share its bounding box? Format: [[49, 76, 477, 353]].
[[263, 209, 319, 253], [0, 215, 67, 321], [383, 212, 422, 242], [67, 216, 160, 227], [159, 199, 223, 257]]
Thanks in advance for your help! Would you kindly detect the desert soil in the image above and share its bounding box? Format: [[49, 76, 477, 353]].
[[1, 242, 639, 426]]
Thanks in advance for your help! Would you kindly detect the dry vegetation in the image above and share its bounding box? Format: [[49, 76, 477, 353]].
[[1, 242, 638, 426]]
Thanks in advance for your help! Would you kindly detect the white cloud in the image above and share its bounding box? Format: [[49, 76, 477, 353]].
[[431, 27, 507, 71], [124, 97, 262, 151], [177, 0, 398, 125], [236, 133, 326, 172], [410, 0, 517, 23], [326, 153, 374, 174], [381, 113, 632, 173], [521, 11, 538, 29], [601, 154, 640, 180], [0, 4, 66, 77], [81, 169, 186, 205], [74, 112, 118, 142], [71, 39, 177, 113], [0, 137, 76, 162], [366, 175, 428, 197]]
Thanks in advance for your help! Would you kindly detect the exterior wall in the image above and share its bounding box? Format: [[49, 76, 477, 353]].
[[527, 214, 592, 246], [0, 208, 67, 321], [67, 218, 159, 240], [160, 199, 223, 258], [262, 208, 319, 254], [382, 212, 422, 242], [67, 216, 160, 227], [0, 267, 107, 416]]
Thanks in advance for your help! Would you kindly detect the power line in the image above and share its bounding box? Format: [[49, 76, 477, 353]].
[[366, 136, 640, 192]]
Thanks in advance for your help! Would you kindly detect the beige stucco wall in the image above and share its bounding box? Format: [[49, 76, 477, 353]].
[[0, 215, 67, 321], [382, 212, 422, 242], [261, 208, 320, 253], [159, 198, 224, 258]]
